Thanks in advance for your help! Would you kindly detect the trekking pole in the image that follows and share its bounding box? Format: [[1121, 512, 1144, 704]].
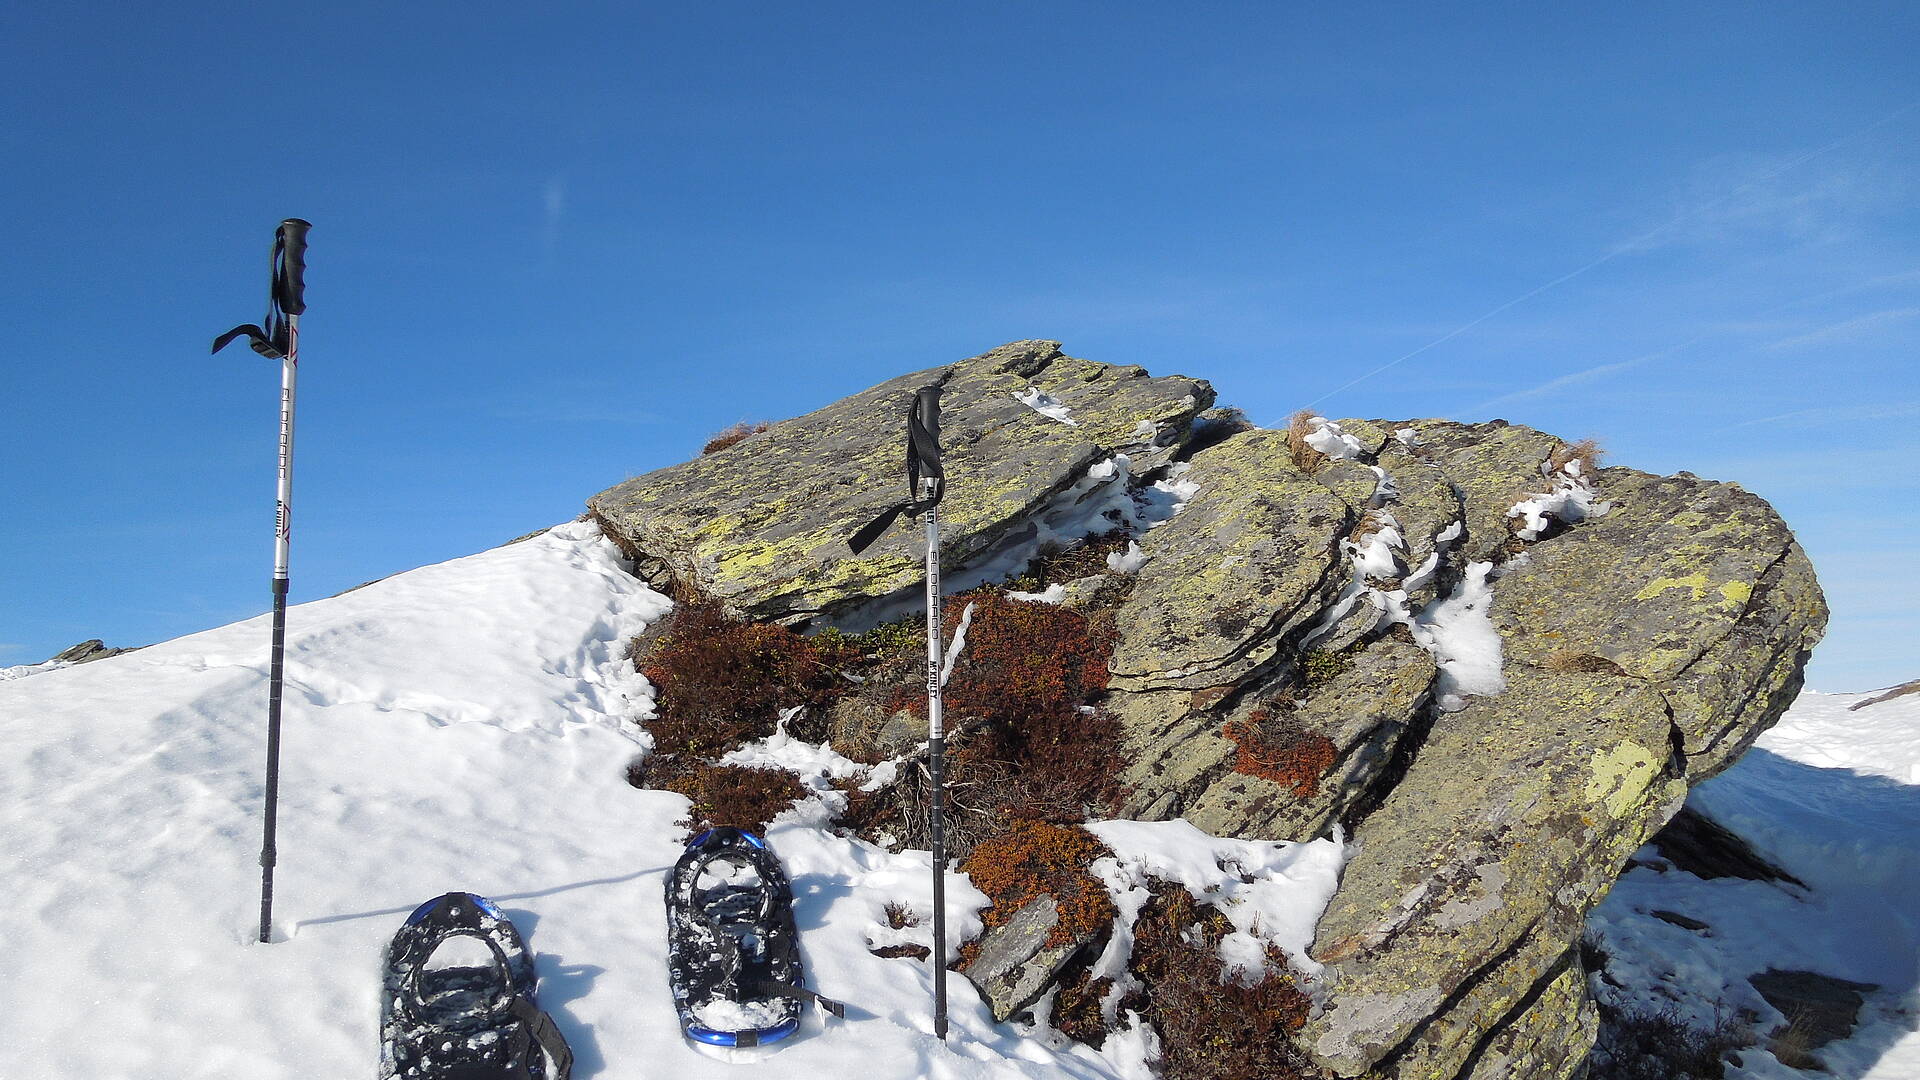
[[922, 469, 950, 1042], [212, 218, 311, 944], [846, 384, 947, 1038]]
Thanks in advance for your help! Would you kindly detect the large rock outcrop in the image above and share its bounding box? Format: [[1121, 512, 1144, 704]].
[[587, 340, 1212, 625], [588, 341, 1827, 1080]]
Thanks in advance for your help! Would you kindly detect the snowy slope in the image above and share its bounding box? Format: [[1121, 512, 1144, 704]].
[[0, 522, 1342, 1080], [1588, 690, 1920, 1079]]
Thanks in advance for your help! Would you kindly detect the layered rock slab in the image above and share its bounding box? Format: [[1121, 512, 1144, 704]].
[[586, 340, 1212, 623], [1301, 668, 1686, 1078], [1490, 468, 1827, 776]]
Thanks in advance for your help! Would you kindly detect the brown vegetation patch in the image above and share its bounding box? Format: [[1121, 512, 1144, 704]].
[[701, 420, 773, 455], [959, 820, 1117, 949], [633, 599, 848, 756], [1128, 883, 1317, 1080], [1048, 952, 1117, 1046], [1220, 709, 1338, 798], [864, 591, 1127, 840], [655, 760, 809, 833], [1287, 410, 1328, 474]]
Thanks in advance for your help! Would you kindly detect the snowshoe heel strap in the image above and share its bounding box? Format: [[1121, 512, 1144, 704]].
[[508, 996, 573, 1080]]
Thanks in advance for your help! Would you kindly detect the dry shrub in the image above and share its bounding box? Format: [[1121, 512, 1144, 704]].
[[1049, 956, 1115, 1046], [1591, 1000, 1751, 1080], [869, 901, 932, 960], [1287, 410, 1328, 474], [959, 820, 1117, 949], [1220, 709, 1338, 798], [1004, 531, 1136, 592], [1128, 882, 1317, 1080], [880, 591, 1127, 827], [1551, 437, 1605, 475], [1348, 512, 1389, 544], [656, 761, 808, 833], [701, 420, 772, 455], [634, 599, 845, 757]]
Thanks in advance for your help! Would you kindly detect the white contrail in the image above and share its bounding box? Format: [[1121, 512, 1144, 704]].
[[1304, 99, 1920, 411], [1455, 333, 1713, 417]]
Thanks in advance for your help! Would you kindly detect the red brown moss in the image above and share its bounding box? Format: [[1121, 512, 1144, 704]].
[[1220, 709, 1338, 798], [958, 820, 1117, 949], [655, 760, 808, 833], [634, 599, 845, 757]]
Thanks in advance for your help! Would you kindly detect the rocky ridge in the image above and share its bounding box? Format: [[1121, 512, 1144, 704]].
[[590, 341, 1827, 1080]]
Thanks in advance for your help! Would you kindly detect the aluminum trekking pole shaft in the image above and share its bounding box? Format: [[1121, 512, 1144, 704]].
[[258, 312, 297, 943], [923, 481, 949, 1041]]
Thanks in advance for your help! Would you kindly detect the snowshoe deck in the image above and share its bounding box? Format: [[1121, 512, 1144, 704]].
[[665, 828, 840, 1047], [379, 891, 572, 1079]]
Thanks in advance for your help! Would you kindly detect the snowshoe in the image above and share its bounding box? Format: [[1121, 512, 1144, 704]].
[[665, 827, 845, 1047], [378, 891, 572, 1080]]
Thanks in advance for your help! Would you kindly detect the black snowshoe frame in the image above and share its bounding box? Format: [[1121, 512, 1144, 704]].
[[665, 827, 842, 1048], [379, 891, 572, 1080]]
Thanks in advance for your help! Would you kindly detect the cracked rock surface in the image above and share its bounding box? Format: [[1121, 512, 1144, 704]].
[[586, 340, 1212, 625]]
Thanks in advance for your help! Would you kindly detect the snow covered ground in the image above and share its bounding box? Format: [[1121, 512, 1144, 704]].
[[1588, 690, 1920, 1078], [0, 522, 1343, 1080]]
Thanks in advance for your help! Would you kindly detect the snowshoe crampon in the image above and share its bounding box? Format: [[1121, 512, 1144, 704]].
[[666, 827, 844, 1048], [379, 891, 572, 1079]]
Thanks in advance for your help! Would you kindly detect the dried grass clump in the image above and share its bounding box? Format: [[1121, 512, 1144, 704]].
[[1220, 709, 1338, 798], [959, 820, 1117, 949], [1128, 883, 1316, 1080], [1551, 437, 1605, 475], [1003, 531, 1136, 593], [1287, 410, 1328, 474], [701, 420, 772, 455]]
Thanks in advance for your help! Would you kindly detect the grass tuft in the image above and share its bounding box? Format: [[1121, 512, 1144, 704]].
[[701, 420, 772, 455]]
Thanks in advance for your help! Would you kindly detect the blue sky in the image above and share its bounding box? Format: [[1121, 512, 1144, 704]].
[[3, 3, 1916, 689]]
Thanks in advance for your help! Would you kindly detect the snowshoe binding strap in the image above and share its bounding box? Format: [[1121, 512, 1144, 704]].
[[212, 218, 310, 360], [744, 976, 847, 1018], [848, 384, 944, 554]]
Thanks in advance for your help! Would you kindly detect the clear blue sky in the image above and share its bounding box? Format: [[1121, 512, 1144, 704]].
[[3, 3, 1916, 689]]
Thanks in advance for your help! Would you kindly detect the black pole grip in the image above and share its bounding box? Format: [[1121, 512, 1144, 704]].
[[277, 218, 311, 315], [914, 385, 941, 445]]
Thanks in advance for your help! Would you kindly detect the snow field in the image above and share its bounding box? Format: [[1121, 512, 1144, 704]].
[[1588, 690, 1920, 1079], [0, 522, 1348, 1079]]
